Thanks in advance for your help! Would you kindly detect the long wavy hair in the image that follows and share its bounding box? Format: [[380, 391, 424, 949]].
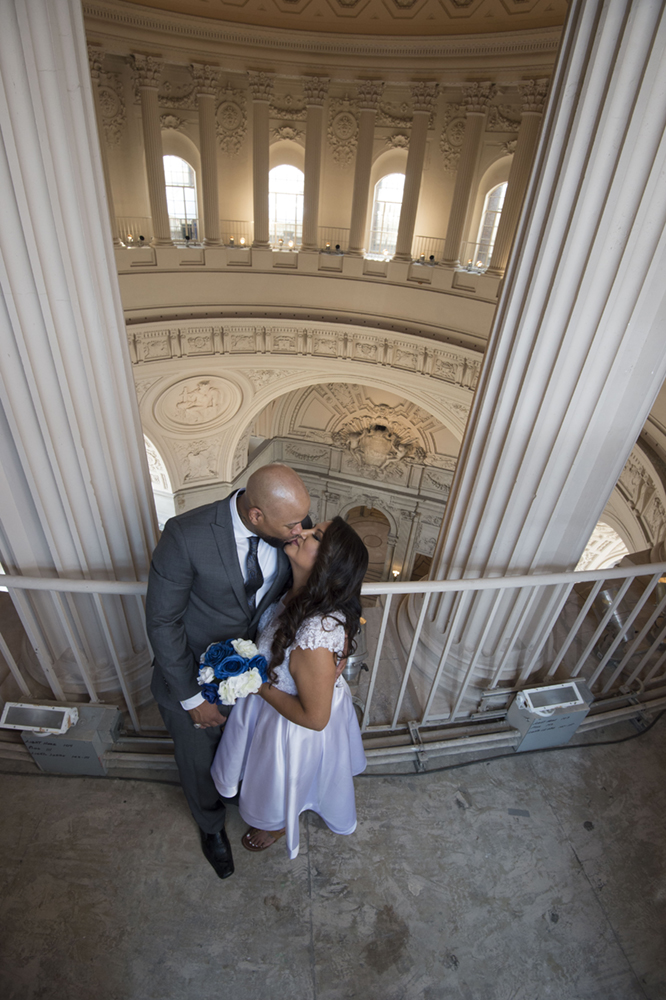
[[268, 516, 369, 681]]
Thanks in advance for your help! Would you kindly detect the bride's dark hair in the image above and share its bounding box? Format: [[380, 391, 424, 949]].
[[268, 516, 369, 681]]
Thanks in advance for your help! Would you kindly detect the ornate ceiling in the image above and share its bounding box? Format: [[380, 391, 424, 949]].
[[116, 0, 568, 38]]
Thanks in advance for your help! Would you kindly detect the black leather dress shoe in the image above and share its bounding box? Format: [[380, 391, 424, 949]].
[[200, 827, 235, 879]]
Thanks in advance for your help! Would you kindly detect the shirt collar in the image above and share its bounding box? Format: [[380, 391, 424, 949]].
[[230, 489, 255, 540]]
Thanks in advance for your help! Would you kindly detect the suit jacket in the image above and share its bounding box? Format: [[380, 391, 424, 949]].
[[146, 494, 292, 711]]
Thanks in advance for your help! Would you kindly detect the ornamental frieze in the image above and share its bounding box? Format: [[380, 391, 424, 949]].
[[327, 98, 359, 166]]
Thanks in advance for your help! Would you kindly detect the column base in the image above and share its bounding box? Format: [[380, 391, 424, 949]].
[[391, 252, 414, 263], [440, 258, 460, 270], [203, 238, 222, 248], [251, 239, 270, 249], [150, 237, 175, 248], [345, 248, 364, 258], [484, 265, 505, 278], [299, 244, 319, 253]]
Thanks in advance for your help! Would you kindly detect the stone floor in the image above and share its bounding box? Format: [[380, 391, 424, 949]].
[[1, 716, 665, 1000]]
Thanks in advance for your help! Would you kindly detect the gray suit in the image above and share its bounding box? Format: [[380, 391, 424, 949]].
[[146, 494, 291, 832]]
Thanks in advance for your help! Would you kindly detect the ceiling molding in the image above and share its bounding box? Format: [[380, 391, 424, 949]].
[[84, 1, 562, 70]]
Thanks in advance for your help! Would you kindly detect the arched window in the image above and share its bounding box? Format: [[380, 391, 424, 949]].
[[269, 165, 304, 247], [473, 182, 507, 268], [368, 173, 405, 258], [163, 155, 198, 241]]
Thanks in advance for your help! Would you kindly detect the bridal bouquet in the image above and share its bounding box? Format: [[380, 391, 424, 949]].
[[197, 638, 269, 706]]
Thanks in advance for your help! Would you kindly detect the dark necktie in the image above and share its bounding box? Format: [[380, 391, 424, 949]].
[[245, 535, 264, 611]]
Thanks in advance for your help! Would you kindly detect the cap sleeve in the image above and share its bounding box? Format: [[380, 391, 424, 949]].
[[294, 615, 346, 657]]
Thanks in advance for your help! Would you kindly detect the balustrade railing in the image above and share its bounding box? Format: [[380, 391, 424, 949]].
[[116, 216, 153, 244], [2, 562, 666, 761], [411, 235, 445, 261]]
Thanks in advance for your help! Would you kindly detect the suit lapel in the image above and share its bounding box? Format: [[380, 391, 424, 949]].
[[211, 496, 247, 612]]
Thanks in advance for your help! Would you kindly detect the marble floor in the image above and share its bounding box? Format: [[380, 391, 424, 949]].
[[0, 716, 665, 1000]]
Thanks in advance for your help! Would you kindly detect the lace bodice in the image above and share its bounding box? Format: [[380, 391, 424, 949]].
[[256, 601, 346, 695]]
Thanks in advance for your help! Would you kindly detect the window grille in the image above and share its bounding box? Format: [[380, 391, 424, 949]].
[[163, 155, 199, 241]]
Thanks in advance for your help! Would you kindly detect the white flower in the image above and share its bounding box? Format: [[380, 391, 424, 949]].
[[197, 666, 215, 685], [217, 668, 264, 706], [231, 638, 259, 659]]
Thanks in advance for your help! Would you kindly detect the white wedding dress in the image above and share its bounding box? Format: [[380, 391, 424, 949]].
[[210, 601, 366, 859]]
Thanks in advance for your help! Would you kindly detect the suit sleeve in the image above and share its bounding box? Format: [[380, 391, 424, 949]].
[[145, 518, 201, 703]]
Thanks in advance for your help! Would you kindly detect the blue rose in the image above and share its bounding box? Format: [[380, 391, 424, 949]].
[[200, 683, 220, 704], [214, 654, 247, 680], [200, 640, 235, 669], [248, 654, 269, 683]]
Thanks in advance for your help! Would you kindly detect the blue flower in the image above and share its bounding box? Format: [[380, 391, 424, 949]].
[[248, 654, 269, 683], [213, 654, 247, 680], [200, 640, 235, 669], [200, 683, 220, 704]]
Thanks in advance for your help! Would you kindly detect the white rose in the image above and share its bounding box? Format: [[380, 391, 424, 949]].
[[217, 678, 237, 706], [231, 638, 258, 659], [232, 667, 263, 698], [197, 666, 215, 685]]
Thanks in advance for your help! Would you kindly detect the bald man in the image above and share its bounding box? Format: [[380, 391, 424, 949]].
[[146, 464, 311, 879]]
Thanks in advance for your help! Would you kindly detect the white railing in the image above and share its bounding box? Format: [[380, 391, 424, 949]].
[[2, 561, 666, 753]]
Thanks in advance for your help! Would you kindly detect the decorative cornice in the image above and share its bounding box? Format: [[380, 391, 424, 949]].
[[518, 77, 550, 114], [248, 70, 274, 102], [82, 3, 562, 65], [303, 76, 330, 107]]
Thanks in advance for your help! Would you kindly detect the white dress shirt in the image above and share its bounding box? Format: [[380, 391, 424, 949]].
[[180, 490, 280, 712]]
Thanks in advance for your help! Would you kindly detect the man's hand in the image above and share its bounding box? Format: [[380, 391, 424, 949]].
[[188, 702, 226, 729]]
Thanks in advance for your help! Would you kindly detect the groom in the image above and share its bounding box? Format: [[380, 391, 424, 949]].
[[146, 464, 311, 879]]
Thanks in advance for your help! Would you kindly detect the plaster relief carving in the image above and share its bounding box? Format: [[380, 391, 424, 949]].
[[177, 439, 218, 482], [160, 114, 186, 131], [439, 103, 466, 172], [386, 132, 410, 150], [502, 138, 518, 156], [230, 334, 257, 352], [284, 442, 329, 465], [158, 65, 198, 109], [486, 105, 522, 132], [182, 328, 215, 355], [232, 426, 251, 478], [247, 369, 302, 389], [422, 468, 452, 497], [270, 93, 307, 121], [332, 409, 426, 480], [377, 100, 413, 128], [134, 376, 163, 402], [144, 436, 172, 492], [98, 73, 126, 145], [272, 125, 304, 142], [328, 98, 359, 165], [216, 86, 247, 155], [619, 453, 666, 544], [156, 376, 241, 432], [314, 338, 338, 356]]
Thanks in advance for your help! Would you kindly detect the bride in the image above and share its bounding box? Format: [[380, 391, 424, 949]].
[[210, 516, 368, 858]]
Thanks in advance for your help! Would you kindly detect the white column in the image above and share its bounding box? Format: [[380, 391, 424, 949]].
[[301, 77, 329, 252], [192, 63, 221, 247], [431, 0, 666, 600], [441, 82, 495, 268], [87, 44, 122, 247], [486, 79, 549, 277], [248, 72, 273, 249], [0, 0, 159, 721], [347, 80, 384, 258], [393, 83, 438, 263], [131, 54, 173, 247]]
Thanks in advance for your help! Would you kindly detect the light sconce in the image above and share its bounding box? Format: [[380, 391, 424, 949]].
[[392, 569, 401, 578], [240, 237, 246, 245], [288, 240, 294, 248], [229, 237, 235, 246]]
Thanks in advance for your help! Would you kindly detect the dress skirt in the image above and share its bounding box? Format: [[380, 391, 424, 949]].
[[211, 678, 366, 859]]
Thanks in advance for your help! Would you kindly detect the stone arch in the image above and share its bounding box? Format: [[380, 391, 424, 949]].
[[466, 154, 513, 257]]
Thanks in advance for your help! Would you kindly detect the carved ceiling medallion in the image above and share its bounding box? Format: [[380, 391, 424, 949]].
[[155, 376, 241, 433]]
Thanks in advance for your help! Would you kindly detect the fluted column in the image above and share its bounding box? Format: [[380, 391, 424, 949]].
[[87, 45, 122, 247], [441, 82, 496, 268], [347, 81, 384, 257], [192, 63, 221, 247], [429, 0, 666, 615], [248, 72, 273, 248], [301, 77, 329, 251], [392, 82, 438, 263], [486, 79, 549, 276], [0, 0, 158, 722], [131, 55, 172, 247]]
